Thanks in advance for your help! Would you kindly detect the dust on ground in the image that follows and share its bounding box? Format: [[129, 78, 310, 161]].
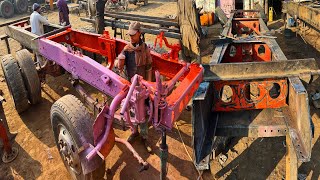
[[0, 2, 320, 180]]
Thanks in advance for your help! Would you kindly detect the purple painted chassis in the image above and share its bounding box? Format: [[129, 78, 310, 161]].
[[36, 32, 203, 165]]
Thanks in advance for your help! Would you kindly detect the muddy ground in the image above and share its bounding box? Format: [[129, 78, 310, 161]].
[[0, 1, 320, 180]]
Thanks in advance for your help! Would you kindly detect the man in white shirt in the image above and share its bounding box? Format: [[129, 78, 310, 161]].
[[30, 3, 50, 68], [30, 3, 49, 36]]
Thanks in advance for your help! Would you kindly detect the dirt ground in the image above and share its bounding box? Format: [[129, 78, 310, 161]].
[[0, 1, 320, 180]]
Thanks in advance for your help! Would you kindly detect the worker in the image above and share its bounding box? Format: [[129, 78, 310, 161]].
[[117, 21, 152, 153], [177, 0, 201, 63], [57, 0, 70, 26], [30, 3, 49, 68], [30, 3, 49, 36]]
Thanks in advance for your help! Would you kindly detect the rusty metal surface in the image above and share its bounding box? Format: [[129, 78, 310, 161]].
[[212, 79, 288, 111], [204, 58, 319, 81], [195, 10, 316, 173], [215, 108, 288, 137], [282, 77, 312, 162], [4, 22, 61, 53], [0, 16, 29, 28], [284, 1, 320, 31]]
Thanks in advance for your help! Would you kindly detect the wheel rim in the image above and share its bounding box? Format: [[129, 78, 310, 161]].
[[58, 124, 82, 175]]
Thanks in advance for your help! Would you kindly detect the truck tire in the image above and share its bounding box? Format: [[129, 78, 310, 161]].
[[51, 95, 105, 180], [14, 0, 28, 14], [0, 1, 14, 18], [16, 49, 41, 105], [1, 54, 29, 113]]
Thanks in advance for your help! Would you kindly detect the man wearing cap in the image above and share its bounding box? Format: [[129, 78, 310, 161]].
[[30, 3, 50, 68], [30, 3, 50, 36], [117, 21, 153, 153]]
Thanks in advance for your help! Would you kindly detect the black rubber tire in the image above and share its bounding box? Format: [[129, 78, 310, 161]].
[[51, 95, 105, 180], [16, 49, 41, 105], [0, 1, 14, 18], [13, 0, 28, 14], [1, 54, 29, 113]]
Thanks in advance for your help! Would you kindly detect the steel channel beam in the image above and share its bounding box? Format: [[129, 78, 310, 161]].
[[80, 18, 181, 39], [104, 12, 178, 27], [0, 16, 29, 28], [284, 1, 320, 32], [203, 58, 319, 81], [199, 13, 314, 173], [282, 77, 312, 162], [4, 23, 62, 53], [5, 25, 39, 52], [215, 108, 288, 137]]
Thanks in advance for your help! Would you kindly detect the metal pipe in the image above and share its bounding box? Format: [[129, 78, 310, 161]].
[[167, 63, 190, 91], [120, 74, 138, 115], [104, 12, 178, 27], [115, 137, 149, 171], [80, 18, 181, 39], [160, 129, 168, 180], [105, 11, 176, 22], [86, 90, 127, 160], [32, 25, 71, 40], [153, 71, 161, 126], [265, 0, 268, 18]]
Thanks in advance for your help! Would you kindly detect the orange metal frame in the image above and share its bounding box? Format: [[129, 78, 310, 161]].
[[222, 43, 272, 62], [214, 12, 289, 111], [213, 79, 288, 111]]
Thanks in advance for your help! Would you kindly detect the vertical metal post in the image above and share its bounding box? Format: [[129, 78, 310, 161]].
[[0, 120, 12, 154], [160, 129, 168, 180], [50, 0, 54, 10], [265, 0, 269, 19], [95, 0, 106, 34], [285, 134, 298, 180]]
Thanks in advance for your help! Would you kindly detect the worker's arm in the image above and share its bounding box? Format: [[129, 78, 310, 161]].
[[38, 14, 50, 25]]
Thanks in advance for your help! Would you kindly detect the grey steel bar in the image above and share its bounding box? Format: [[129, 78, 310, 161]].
[[32, 25, 71, 40], [81, 18, 181, 39], [104, 12, 178, 27], [0, 16, 29, 28], [204, 58, 319, 81]]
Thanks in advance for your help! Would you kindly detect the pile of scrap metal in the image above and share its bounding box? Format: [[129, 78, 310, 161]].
[[283, 0, 320, 31], [282, 0, 320, 49], [0, 90, 18, 163], [192, 9, 320, 179], [81, 11, 181, 39]]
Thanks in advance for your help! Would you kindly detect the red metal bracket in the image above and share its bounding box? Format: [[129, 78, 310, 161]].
[[0, 120, 12, 154], [47, 29, 117, 69], [154, 31, 181, 62]]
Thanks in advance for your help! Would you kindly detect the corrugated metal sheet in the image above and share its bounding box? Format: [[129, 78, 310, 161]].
[[195, 0, 216, 13]]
